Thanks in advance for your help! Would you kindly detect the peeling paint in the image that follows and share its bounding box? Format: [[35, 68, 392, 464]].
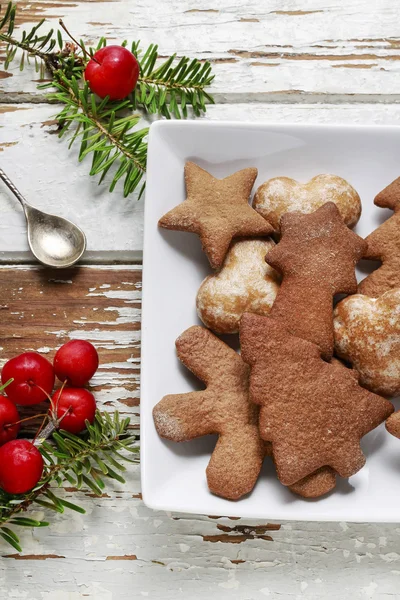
[[184, 8, 219, 13], [3, 554, 65, 560], [0, 141, 18, 151], [271, 10, 324, 16], [229, 49, 400, 62]]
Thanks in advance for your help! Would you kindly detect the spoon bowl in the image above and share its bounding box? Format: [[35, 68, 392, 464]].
[[25, 205, 86, 268], [0, 169, 86, 268]]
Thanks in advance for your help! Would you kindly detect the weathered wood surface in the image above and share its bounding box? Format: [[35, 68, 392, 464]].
[[2, 0, 400, 102], [0, 265, 400, 600], [3, 0, 400, 597], [2, 0, 400, 259], [3, 102, 400, 260]]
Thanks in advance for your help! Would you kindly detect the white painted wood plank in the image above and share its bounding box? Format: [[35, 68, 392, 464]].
[[2, 471, 400, 599], [2, 0, 400, 101], [3, 102, 400, 259]]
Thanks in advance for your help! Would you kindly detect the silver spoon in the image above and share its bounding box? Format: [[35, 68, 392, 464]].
[[0, 169, 86, 268]]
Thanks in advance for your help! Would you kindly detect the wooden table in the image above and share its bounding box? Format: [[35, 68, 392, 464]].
[[2, 1, 400, 598]]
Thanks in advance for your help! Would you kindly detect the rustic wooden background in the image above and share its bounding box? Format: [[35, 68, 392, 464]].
[[2, 1, 400, 598]]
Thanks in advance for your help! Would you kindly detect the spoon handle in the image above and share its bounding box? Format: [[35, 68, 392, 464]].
[[0, 168, 28, 208]]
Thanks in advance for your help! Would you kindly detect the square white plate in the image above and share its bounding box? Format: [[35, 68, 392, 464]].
[[141, 120, 400, 522]]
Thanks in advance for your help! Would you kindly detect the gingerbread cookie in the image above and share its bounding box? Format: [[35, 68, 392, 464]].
[[288, 360, 359, 499], [254, 174, 361, 230], [240, 313, 393, 486], [386, 412, 400, 438], [196, 238, 280, 334], [158, 162, 274, 270], [334, 289, 400, 396], [266, 202, 367, 360], [152, 326, 265, 500], [358, 177, 400, 298], [289, 467, 336, 498]]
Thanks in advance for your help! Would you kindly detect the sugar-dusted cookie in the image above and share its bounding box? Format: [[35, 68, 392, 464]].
[[386, 412, 400, 438], [153, 326, 265, 500], [196, 238, 280, 334], [158, 162, 274, 270], [334, 289, 400, 396], [266, 202, 367, 360], [358, 177, 400, 298], [240, 313, 393, 486], [254, 175, 361, 231]]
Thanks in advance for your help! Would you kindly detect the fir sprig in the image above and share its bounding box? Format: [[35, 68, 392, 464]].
[[0, 3, 82, 77], [0, 411, 138, 553], [131, 41, 214, 118], [0, 2, 215, 196], [50, 75, 148, 196]]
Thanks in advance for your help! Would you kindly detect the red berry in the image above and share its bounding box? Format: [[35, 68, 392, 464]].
[[54, 340, 99, 387], [52, 388, 96, 434], [2, 352, 55, 406], [0, 396, 20, 446], [0, 439, 43, 494], [84, 46, 139, 100]]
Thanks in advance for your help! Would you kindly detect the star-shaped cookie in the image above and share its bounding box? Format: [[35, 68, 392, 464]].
[[358, 177, 400, 297], [158, 162, 274, 269], [240, 314, 393, 486], [266, 202, 367, 359]]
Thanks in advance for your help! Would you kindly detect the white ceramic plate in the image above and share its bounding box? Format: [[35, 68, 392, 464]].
[[141, 120, 400, 522]]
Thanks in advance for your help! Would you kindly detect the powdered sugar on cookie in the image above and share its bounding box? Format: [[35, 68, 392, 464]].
[[196, 238, 280, 334], [334, 289, 400, 396], [254, 174, 361, 230]]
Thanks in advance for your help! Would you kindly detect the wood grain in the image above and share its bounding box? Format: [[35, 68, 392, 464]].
[[0, 265, 141, 429], [2, 0, 400, 102]]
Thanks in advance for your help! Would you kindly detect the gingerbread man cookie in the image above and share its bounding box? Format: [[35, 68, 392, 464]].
[[254, 174, 361, 231], [240, 314, 393, 486], [153, 326, 265, 500], [334, 289, 400, 396], [358, 177, 400, 298], [196, 238, 280, 334], [158, 162, 273, 270], [266, 202, 367, 360]]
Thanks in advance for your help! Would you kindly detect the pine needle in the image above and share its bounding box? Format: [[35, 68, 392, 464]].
[[0, 1, 215, 196], [0, 411, 137, 552]]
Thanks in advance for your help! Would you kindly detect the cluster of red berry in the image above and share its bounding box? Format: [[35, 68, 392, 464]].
[[0, 340, 99, 495]]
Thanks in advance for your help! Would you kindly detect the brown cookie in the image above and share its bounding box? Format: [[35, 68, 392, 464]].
[[334, 289, 400, 396], [386, 412, 400, 438], [158, 162, 274, 269], [358, 177, 400, 297], [262, 436, 336, 498], [289, 468, 337, 499], [254, 175, 361, 231], [266, 202, 367, 360], [152, 326, 265, 500], [287, 359, 359, 499], [196, 238, 280, 334], [240, 313, 393, 486]]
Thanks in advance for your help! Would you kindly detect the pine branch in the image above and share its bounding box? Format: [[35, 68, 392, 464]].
[[0, 1, 215, 196], [48, 75, 148, 197], [0, 411, 138, 553], [0, 3, 83, 76], [131, 41, 215, 118]]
